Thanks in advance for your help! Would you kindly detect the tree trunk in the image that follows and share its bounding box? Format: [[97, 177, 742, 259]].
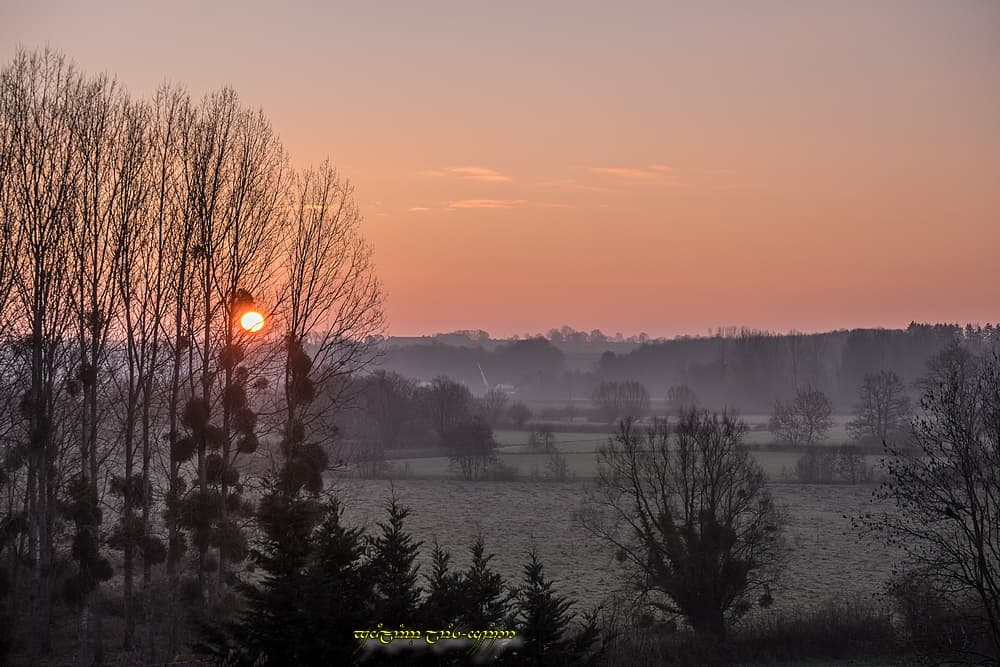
[[691, 606, 726, 642], [141, 375, 156, 662]]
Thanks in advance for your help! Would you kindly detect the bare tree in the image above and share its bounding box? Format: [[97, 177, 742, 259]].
[[794, 448, 838, 483], [104, 90, 161, 654], [526, 426, 571, 482], [769, 387, 833, 447], [854, 351, 1000, 661], [423, 376, 474, 442], [527, 424, 556, 452], [478, 387, 509, 428], [2, 48, 86, 662], [834, 445, 871, 483], [182, 87, 239, 603], [592, 380, 650, 424], [136, 81, 187, 662], [848, 370, 911, 445], [665, 384, 698, 414], [357, 370, 414, 463], [157, 83, 198, 656], [507, 401, 532, 428], [0, 58, 21, 314], [579, 410, 786, 639], [0, 48, 387, 663], [210, 100, 286, 589], [444, 417, 497, 481], [274, 160, 384, 492], [786, 330, 805, 391], [72, 74, 154, 661]]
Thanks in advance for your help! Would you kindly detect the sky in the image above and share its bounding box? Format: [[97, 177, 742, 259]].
[[3, 1, 998, 339]]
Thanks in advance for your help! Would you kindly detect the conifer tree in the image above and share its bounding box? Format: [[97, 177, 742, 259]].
[[368, 495, 423, 627], [304, 497, 374, 662], [460, 534, 512, 629], [420, 540, 464, 628], [505, 550, 606, 666], [196, 491, 374, 666]]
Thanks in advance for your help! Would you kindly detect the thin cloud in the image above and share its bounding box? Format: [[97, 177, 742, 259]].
[[647, 164, 672, 172], [534, 178, 615, 193], [446, 199, 570, 210], [450, 166, 512, 182], [590, 166, 661, 179], [423, 166, 512, 183], [448, 199, 526, 209], [408, 206, 432, 212]]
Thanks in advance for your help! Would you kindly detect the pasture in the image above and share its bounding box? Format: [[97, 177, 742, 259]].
[[391, 422, 882, 480], [350, 420, 892, 618], [335, 478, 896, 619]]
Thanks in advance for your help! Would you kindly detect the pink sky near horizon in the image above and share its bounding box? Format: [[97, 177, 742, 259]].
[[2, 1, 998, 339]]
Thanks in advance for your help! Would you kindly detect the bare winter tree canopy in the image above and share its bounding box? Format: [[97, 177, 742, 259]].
[[665, 384, 699, 414], [422, 375, 474, 440], [848, 370, 912, 445], [0, 47, 383, 664], [477, 387, 510, 428], [578, 411, 786, 639], [769, 387, 833, 447], [855, 351, 1000, 661], [592, 380, 650, 424]]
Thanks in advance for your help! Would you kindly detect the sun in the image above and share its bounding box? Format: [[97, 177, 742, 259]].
[[240, 310, 265, 333]]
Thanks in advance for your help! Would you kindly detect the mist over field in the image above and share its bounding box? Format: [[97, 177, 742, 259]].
[[2, 1, 999, 665]]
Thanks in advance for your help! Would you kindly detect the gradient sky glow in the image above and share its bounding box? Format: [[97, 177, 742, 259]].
[[3, 1, 998, 338]]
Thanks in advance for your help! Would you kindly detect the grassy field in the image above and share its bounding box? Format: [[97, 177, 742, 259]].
[[498, 414, 858, 448], [397, 422, 880, 481], [335, 478, 897, 620], [382, 449, 882, 481]]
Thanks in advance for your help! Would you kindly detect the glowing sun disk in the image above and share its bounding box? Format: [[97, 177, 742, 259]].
[[240, 310, 265, 332]]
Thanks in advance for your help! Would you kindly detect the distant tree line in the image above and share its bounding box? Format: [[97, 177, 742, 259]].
[[341, 373, 530, 480], [378, 323, 999, 412]]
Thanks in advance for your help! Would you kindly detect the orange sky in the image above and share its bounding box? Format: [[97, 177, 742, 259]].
[[3, 1, 998, 338]]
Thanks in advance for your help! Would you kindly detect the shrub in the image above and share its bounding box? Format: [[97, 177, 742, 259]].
[[527, 425, 556, 451], [890, 568, 997, 660], [794, 445, 874, 483], [545, 449, 571, 482], [734, 594, 898, 662], [507, 401, 533, 428], [484, 461, 520, 481]]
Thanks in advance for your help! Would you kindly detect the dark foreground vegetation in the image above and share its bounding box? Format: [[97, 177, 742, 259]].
[[0, 47, 997, 665]]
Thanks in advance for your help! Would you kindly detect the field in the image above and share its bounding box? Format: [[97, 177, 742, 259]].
[[388, 424, 883, 481], [345, 423, 897, 626], [335, 478, 897, 619]]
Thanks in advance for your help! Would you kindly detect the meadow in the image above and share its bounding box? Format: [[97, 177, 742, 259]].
[[383, 421, 882, 481], [336, 441, 897, 622]]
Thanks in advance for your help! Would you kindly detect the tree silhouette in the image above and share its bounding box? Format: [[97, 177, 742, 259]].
[[848, 370, 911, 445], [503, 549, 605, 666], [854, 351, 1000, 661], [579, 410, 785, 639]]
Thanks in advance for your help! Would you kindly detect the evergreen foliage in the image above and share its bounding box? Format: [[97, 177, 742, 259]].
[[503, 549, 606, 666], [460, 534, 512, 629], [368, 495, 423, 627]]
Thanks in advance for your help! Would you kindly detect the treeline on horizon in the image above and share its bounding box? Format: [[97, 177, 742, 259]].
[[376, 322, 1000, 411]]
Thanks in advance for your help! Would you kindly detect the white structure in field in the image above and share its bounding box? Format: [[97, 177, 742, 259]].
[[477, 362, 517, 397]]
